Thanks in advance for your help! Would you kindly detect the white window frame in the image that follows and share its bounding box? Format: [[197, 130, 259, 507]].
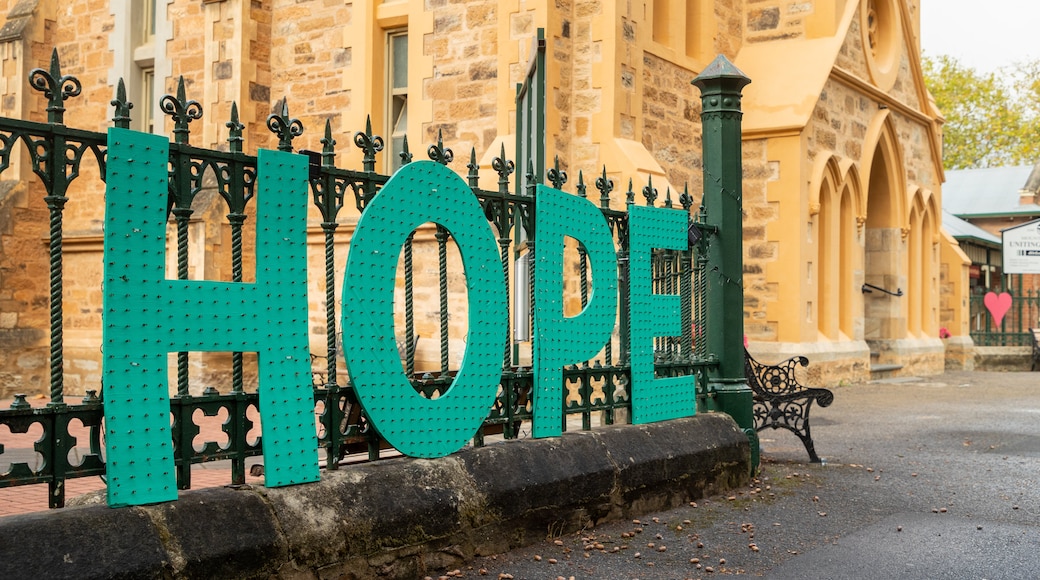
[[109, 0, 171, 134], [386, 29, 408, 174]]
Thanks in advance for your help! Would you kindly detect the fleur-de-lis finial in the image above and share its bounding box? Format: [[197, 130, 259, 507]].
[[525, 159, 536, 197], [314, 119, 344, 224], [160, 76, 203, 145], [427, 129, 454, 165], [492, 143, 514, 194], [547, 155, 567, 189], [399, 134, 413, 166], [226, 101, 245, 153], [111, 78, 133, 129], [596, 166, 614, 208], [642, 175, 658, 206], [29, 48, 82, 125], [680, 183, 694, 210], [266, 97, 304, 152], [321, 119, 337, 166], [353, 115, 384, 172], [467, 147, 479, 189]]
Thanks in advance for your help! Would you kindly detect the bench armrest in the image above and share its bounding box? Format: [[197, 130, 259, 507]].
[[744, 348, 810, 397]]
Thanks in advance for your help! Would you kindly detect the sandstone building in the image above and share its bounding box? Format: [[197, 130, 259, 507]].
[[0, 0, 969, 397]]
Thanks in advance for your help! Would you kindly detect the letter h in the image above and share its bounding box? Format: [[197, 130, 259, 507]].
[[101, 129, 318, 507]]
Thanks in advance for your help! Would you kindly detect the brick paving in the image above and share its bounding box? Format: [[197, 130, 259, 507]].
[[0, 465, 266, 518], [0, 396, 267, 518], [0, 396, 577, 518]]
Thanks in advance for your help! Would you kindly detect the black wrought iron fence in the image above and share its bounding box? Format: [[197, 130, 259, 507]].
[[0, 51, 726, 509]]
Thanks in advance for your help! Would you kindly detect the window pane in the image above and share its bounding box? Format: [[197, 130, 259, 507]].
[[143, 0, 157, 39], [392, 97, 408, 135], [391, 136, 405, 173], [391, 34, 408, 90], [142, 70, 155, 133], [390, 96, 407, 173]]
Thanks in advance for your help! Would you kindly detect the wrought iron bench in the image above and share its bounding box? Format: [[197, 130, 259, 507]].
[[1031, 329, 1040, 371], [744, 349, 834, 463]]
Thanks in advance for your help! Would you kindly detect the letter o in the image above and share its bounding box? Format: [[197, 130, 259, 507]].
[[341, 161, 507, 457]]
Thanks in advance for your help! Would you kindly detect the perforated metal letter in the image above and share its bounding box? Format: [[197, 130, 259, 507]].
[[628, 204, 695, 423], [532, 185, 618, 437], [102, 128, 318, 507], [341, 161, 507, 457]]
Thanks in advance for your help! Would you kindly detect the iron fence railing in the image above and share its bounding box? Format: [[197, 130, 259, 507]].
[[969, 282, 1040, 347], [0, 51, 727, 508]]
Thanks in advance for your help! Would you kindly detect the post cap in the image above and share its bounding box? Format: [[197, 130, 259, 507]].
[[692, 54, 751, 92]]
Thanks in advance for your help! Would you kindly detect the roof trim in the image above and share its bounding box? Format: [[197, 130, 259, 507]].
[[952, 234, 1001, 249], [954, 210, 1040, 219]]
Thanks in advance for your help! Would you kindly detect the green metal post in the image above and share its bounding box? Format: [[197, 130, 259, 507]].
[[692, 55, 758, 472]]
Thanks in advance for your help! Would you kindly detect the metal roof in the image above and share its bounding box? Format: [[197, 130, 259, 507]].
[[943, 165, 1040, 217], [941, 210, 1000, 247]]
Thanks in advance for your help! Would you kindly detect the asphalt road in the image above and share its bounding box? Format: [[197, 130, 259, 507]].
[[434, 371, 1040, 580]]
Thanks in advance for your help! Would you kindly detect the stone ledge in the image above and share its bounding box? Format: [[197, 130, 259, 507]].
[[974, 346, 1031, 371], [0, 413, 750, 580]]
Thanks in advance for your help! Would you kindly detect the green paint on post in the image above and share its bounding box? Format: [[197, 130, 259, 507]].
[[628, 204, 695, 423], [532, 185, 618, 437], [341, 161, 507, 458], [102, 129, 318, 506], [693, 55, 758, 470]]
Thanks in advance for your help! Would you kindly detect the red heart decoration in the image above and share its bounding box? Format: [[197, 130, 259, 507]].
[[984, 292, 1013, 327]]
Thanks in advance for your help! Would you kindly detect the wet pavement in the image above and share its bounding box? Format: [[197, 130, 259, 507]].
[[440, 371, 1040, 579]]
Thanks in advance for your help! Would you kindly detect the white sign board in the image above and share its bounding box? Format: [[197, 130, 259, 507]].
[[1002, 218, 1040, 274]]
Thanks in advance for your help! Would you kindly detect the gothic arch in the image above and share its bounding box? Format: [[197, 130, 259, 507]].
[[810, 153, 861, 340], [839, 159, 865, 232], [922, 187, 941, 229], [860, 110, 907, 229], [811, 155, 842, 338], [907, 190, 925, 335], [921, 197, 939, 336], [910, 186, 940, 337], [861, 111, 908, 345], [809, 153, 842, 217]]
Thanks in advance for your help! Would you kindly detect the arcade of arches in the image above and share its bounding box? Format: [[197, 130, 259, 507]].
[[810, 123, 944, 375]]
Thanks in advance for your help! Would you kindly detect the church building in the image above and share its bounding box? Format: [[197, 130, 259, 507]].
[[0, 0, 968, 396]]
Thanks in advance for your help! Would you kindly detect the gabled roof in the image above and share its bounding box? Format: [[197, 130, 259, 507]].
[[941, 209, 1000, 248], [735, 2, 934, 134], [943, 165, 1040, 218]]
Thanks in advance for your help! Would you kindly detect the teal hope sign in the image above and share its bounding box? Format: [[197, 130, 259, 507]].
[[102, 129, 694, 507]]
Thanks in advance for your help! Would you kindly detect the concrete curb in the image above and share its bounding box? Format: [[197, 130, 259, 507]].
[[0, 413, 749, 579]]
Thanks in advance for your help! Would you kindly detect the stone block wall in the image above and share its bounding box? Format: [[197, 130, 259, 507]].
[[640, 53, 703, 201], [421, 0, 499, 155], [741, 137, 779, 343], [745, 1, 816, 43]]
